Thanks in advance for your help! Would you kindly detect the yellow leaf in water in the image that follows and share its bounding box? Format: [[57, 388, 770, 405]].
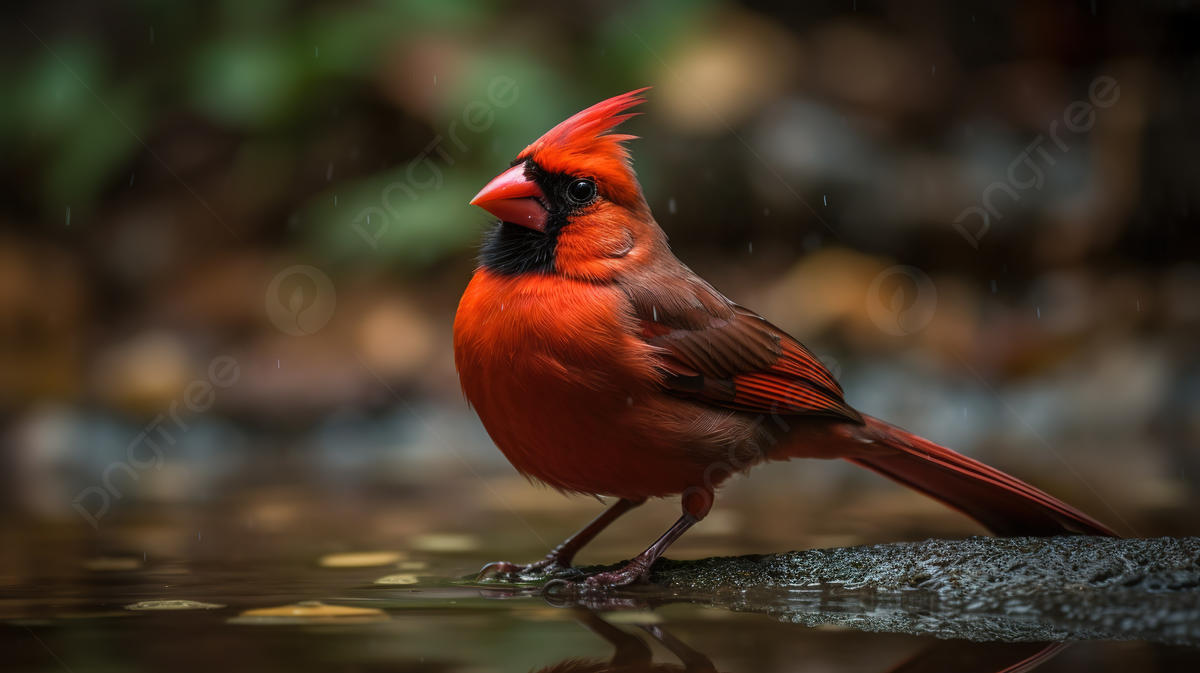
[[230, 601, 387, 625], [319, 551, 406, 567], [373, 574, 420, 585], [125, 600, 226, 611], [410, 534, 480, 553]]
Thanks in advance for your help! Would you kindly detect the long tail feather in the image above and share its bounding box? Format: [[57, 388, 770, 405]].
[[847, 416, 1118, 538]]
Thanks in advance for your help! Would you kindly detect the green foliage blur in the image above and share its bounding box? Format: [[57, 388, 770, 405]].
[[5, 0, 721, 269]]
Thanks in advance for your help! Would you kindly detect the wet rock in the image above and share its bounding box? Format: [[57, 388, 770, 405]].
[[648, 537, 1200, 595], [566, 536, 1200, 646]]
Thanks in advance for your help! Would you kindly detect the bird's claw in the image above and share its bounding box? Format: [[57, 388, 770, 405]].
[[539, 560, 650, 600], [583, 562, 651, 590], [476, 557, 569, 582], [476, 561, 524, 580]]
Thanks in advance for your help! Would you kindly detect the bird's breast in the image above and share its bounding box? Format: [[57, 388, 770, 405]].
[[452, 269, 713, 498]]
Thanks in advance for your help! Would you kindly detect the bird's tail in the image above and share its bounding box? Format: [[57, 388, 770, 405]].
[[845, 415, 1118, 538]]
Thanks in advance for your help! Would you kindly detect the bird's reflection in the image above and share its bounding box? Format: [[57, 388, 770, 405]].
[[887, 641, 1068, 673], [481, 587, 1066, 673], [531, 608, 718, 673]]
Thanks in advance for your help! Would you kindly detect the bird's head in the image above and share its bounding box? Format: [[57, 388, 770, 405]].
[[470, 88, 665, 280]]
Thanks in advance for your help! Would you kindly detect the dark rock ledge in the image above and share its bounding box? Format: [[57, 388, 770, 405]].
[[551, 537, 1200, 646]]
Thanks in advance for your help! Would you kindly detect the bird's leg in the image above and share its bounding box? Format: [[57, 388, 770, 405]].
[[572, 488, 711, 592], [639, 624, 717, 672], [477, 497, 645, 580], [576, 512, 697, 590], [574, 609, 654, 668]]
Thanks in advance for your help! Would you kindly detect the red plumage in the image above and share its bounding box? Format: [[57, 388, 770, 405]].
[[454, 89, 1116, 590]]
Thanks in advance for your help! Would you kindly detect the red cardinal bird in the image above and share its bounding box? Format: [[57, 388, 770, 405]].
[[454, 89, 1116, 591]]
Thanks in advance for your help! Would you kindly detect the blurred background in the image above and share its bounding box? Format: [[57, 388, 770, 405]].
[[3, 0, 1200, 589]]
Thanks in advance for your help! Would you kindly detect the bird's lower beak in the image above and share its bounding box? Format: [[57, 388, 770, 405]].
[[470, 164, 548, 232]]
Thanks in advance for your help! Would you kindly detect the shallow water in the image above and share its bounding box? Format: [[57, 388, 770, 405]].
[[5, 543, 1200, 672], [3, 457, 1196, 672]]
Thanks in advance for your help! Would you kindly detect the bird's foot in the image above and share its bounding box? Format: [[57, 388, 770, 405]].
[[541, 559, 651, 599], [476, 556, 573, 582], [582, 560, 651, 590]]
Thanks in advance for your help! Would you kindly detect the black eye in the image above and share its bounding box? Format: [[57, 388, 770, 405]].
[[566, 179, 597, 204]]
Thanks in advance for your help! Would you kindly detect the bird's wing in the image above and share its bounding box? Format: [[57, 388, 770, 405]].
[[619, 269, 862, 423]]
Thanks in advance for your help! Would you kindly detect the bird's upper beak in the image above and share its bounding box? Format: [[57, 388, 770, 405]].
[[470, 164, 548, 232]]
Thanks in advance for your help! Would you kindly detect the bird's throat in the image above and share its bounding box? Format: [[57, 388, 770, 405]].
[[478, 221, 560, 275]]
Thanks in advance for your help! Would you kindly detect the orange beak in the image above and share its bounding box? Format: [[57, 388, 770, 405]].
[[470, 164, 548, 232]]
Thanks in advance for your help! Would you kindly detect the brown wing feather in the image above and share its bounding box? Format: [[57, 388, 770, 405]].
[[620, 264, 862, 424]]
